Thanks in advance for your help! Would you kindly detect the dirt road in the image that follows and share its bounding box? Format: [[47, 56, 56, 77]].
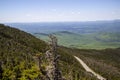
[[74, 56, 106, 80]]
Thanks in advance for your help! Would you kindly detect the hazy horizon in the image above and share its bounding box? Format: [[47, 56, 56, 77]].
[[2, 19, 120, 24]]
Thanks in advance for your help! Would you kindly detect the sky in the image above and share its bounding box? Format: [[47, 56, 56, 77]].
[[0, 0, 120, 22]]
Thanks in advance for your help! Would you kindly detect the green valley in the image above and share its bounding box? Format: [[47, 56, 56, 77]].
[[34, 31, 120, 49]]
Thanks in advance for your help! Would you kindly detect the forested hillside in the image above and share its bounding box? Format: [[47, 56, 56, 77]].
[[64, 47, 120, 80], [0, 24, 97, 80], [0, 24, 47, 79]]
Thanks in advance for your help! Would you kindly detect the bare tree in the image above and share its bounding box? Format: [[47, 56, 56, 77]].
[[45, 35, 64, 80]]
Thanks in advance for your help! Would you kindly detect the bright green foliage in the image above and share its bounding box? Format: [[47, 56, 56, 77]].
[[19, 63, 40, 80], [2, 69, 16, 80], [2, 62, 40, 80]]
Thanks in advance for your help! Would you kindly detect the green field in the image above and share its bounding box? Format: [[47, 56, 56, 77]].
[[34, 31, 120, 49]]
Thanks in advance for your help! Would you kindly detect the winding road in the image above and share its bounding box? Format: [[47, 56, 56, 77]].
[[74, 56, 106, 80]]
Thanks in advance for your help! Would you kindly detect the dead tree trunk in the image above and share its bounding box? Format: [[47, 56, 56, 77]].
[[46, 35, 63, 80]]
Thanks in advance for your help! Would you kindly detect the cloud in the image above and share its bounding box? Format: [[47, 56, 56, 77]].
[[26, 14, 32, 17]]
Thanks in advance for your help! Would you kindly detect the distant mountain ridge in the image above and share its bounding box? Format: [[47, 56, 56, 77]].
[[5, 19, 120, 34]]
